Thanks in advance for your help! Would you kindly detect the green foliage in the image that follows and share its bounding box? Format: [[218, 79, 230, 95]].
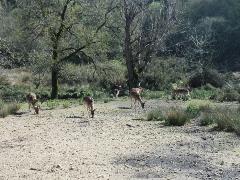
[[146, 109, 165, 121], [143, 57, 188, 90], [62, 101, 71, 109], [186, 100, 213, 118], [0, 85, 29, 102], [46, 100, 60, 110], [217, 88, 240, 102], [190, 85, 217, 100], [142, 90, 166, 99], [165, 108, 191, 126]]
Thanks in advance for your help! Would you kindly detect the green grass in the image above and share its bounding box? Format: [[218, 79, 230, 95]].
[[142, 90, 166, 99], [146, 109, 165, 121], [186, 100, 213, 118]]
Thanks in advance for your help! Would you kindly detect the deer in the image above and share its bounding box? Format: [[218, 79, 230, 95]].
[[83, 96, 96, 118], [113, 84, 122, 98], [129, 87, 145, 110], [26, 92, 40, 114], [171, 85, 191, 101]]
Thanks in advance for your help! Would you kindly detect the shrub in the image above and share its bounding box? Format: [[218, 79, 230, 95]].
[[203, 107, 240, 134], [186, 100, 213, 118], [7, 103, 21, 114], [0, 102, 21, 118], [217, 88, 240, 102], [0, 85, 28, 102], [0, 107, 8, 118], [147, 109, 165, 121], [46, 100, 60, 110], [0, 75, 10, 85], [200, 110, 215, 126], [189, 69, 224, 88], [190, 87, 217, 100], [62, 101, 71, 109], [165, 108, 191, 126]]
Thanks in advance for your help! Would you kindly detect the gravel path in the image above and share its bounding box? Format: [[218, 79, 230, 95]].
[[0, 99, 240, 180]]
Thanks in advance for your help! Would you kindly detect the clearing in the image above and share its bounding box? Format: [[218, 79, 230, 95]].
[[0, 99, 240, 180]]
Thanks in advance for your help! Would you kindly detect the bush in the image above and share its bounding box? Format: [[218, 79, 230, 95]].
[[165, 108, 191, 126], [200, 110, 215, 126], [62, 101, 71, 109], [217, 88, 240, 102], [0, 102, 21, 118], [190, 87, 217, 100], [189, 69, 224, 88], [147, 109, 165, 121], [0, 75, 10, 85], [201, 107, 240, 134], [0, 85, 28, 102], [186, 100, 213, 118]]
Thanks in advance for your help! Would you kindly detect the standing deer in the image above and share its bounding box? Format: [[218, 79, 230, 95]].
[[83, 96, 96, 118], [26, 92, 40, 114], [172, 86, 191, 100], [130, 87, 145, 110]]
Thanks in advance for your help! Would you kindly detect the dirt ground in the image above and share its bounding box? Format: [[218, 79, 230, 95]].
[[0, 99, 240, 180]]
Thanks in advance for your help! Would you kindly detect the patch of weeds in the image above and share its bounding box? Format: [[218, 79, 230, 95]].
[[46, 100, 60, 110], [202, 107, 240, 134], [200, 109, 215, 126], [165, 108, 191, 126], [62, 101, 71, 109], [146, 109, 165, 121], [0, 101, 21, 118], [186, 100, 213, 118]]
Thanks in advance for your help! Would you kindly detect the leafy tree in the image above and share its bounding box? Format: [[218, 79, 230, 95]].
[[13, 0, 117, 98]]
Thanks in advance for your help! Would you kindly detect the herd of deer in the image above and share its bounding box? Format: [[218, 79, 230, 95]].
[[26, 85, 191, 118]]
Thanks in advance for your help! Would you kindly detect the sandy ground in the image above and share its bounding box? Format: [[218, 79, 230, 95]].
[[0, 99, 240, 180]]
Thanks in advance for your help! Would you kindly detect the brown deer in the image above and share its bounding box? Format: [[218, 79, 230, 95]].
[[130, 87, 145, 110], [83, 96, 96, 118], [26, 92, 40, 114], [172, 86, 191, 100]]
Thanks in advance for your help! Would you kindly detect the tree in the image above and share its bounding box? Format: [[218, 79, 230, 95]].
[[15, 0, 117, 98], [120, 0, 177, 89]]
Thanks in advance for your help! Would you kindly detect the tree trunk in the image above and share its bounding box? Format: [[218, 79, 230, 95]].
[[51, 41, 59, 99], [124, 11, 138, 89], [51, 67, 59, 99]]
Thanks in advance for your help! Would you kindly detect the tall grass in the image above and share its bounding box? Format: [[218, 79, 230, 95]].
[[0, 101, 21, 118], [165, 108, 192, 126], [200, 106, 240, 135]]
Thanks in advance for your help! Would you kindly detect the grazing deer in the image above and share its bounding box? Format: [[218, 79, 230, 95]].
[[172, 86, 191, 100], [130, 87, 145, 110], [113, 84, 122, 98], [26, 92, 40, 114], [83, 96, 96, 118]]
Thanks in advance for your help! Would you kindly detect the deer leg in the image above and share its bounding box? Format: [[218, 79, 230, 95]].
[[28, 103, 31, 111]]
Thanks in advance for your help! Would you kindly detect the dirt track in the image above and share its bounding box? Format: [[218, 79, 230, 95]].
[[0, 99, 240, 180]]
